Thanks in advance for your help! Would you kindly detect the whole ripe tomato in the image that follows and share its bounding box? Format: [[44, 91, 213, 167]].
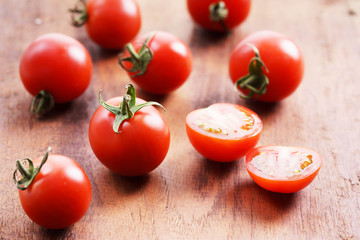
[[229, 30, 304, 102], [19, 33, 92, 115], [187, 0, 251, 32], [245, 145, 322, 193], [89, 84, 170, 176], [13, 148, 92, 229], [119, 31, 192, 94], [186, 103, 262, 162], [70, 0, 141, 49]]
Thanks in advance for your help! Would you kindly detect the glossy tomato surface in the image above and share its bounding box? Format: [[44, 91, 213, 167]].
[[86, 0, 141, 49], [18, 155, 92, 229], [19, 33, 92, 103], [89, 97, 170, 176], [186, 103, 262, 162], [229, 30, 304, 102], [187, 0, 251, 32], [123, 31, 192, 94], [245, 146, 322, 193]]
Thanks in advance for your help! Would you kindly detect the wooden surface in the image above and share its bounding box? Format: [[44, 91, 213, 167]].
[[1, 0, 360, 239]]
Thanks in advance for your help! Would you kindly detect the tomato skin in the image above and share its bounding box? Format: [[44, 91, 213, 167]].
[[19, 33, 92, 103], [187, 0, 251, 32], [89, 97, 170, 176], [229, 30, 304, 102], [85, 0, 141, 49], [185, 103, 262, 162], [18, 155, 92, 229], [123, 31, 192, 94], [245, 146, 322, 193]]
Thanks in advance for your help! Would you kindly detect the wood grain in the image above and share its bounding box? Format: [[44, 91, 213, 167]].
[[1, 0, 360, 239]]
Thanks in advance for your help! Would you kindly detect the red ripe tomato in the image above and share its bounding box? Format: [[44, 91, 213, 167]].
[[186, 103, 262, 162], [71, 0, 141, 49], [187, 0, 251, 32], [14, 149, 92, 229], [19, 33, 92, 114], [245, 146, 322, 193], [89, 85, 170, 176], [229, 30, 304, 102], [119, 31, 192, 94]]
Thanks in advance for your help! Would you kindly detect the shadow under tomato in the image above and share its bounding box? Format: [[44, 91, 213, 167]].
[[192, 157, 239, 191], [108, 170, 151, 195], [230, 179, 298, 221], [189, 25, 230, 48], [39, 226, 74, 239], [135, 88, 170, 105]]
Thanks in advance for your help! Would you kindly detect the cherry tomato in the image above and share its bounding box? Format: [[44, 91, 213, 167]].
[[70, 0, 141, 49], [89, 85, 170, 176], [186, 103, 262, 162], [14, 148, 92, 229], [19, 33, 92, 114], [187, 0, 251, 32], [245, 145, 322, 193], [119, 31, 192, 94], [229, 30, 304, 102]]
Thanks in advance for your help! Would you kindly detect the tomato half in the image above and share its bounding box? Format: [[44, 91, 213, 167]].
[[70, 0, 141, 49], [119, 31, 192, 94], [245, 146, 322, 193], [89, 93, 170, 176], [229, 30, 304, 102], [19, 33, 92, 114], [186, 103, 262, 162], [15, 152, 92, 229], [187, 0, 251, 32]]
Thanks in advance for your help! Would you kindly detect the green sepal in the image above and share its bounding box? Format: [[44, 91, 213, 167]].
[[69, 0, 88, 27], [234, 44, 269, 100], [209, 1, 229, 32], [99, 84, 165, 134], [118, 34, 154, 78], [30, 90, 55, 116], [13, 147, 51, 190]]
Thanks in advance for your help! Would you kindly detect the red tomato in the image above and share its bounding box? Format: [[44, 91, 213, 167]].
[[71, 0, 141, 49], [89, 89, 170, 176], [19, 33, 92, 113], [245, 146, 322, 193], [15, 151, 92, 229], [186, 103, 262, 162], [119, 31, 192, 94], [187, 0, 251, 32], [229, 30, 304, 102]]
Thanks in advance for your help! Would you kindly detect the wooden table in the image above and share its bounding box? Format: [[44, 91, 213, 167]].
[[1, 0, 359, 239]]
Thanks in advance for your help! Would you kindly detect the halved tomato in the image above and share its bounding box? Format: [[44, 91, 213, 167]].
[[185, 103, 262, 162], [245, 145, 322, 193]]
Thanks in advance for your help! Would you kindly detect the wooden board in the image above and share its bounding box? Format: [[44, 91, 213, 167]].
[[1, 0, 359, 239]]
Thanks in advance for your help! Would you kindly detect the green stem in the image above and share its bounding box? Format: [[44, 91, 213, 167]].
[[30, 90, 55, 116], [69, 0, 88, 27], [118, 34, 154, 78], [13, 147, 51, 190], [209, 1, 229, 32], [234, 44, 270, 100], [99, 84, 164, 134]]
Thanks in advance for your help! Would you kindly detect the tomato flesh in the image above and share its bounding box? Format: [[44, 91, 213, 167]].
[[186, 103, 262, 162], [245, 146, 322, 193]]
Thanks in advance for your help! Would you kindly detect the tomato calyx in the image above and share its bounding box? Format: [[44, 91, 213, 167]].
[[119, 34, 154, 78], [13, 147, 51, 190], [99, 84, 165, 134], [209, 1, 229, 32], [69, 0, 88, 27], [234, 44, 269, 100], [31, 90, 55, 116]]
